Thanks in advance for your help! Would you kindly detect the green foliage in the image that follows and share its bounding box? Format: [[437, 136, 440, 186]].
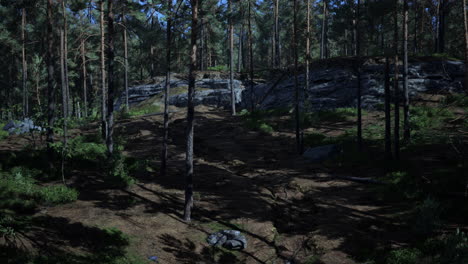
[[207, 65, 228, 71], [378, 171, 420, 201], [119, 104, 162, 119], [240, 109, 276, 134], [37, 185, 79, 205], [443, 94, 468, 108], [0, 122, 8, 140], [411, 197, 442, 237], [0, 167, 78, 207], [438, 229, 468, 264], [106, 154, 135, 188], [386, 248, 422, 264], [301, 108, 361, 127], [409, 106, 455, 144]]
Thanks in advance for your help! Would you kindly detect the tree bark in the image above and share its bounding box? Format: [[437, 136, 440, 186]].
[[306, 0, 311, 97], [22, 8, 28, 118], [385, 56, 392, 160], [60, 28, 68, 184], [403, 0, 410, 142], [238, 24, 243, 72], [106, 0, 115, 156], [321, 1, 327, 59], [229, 0, 235, 115], [394, 0, 400, 160], [184, 0, 199, 222], [274, 0, 280, 67], [81, 39, 88, 118], [100, 0, 107, 140], [464, 0, 468, 92], [356, 0, 362, 150], [161, 0, 173, 177], [123, 5, 129, 111], [248, 0, 254, 111], [62, 0, 70, 118], [293, 0, 301, 154], [47, 0, 56, 170]]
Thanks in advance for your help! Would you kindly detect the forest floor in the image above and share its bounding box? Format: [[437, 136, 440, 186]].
[[0, 98, 467, 263]]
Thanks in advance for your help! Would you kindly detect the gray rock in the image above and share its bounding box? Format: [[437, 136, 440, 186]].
[[115, 77, 245, 110], [206, 230, 247, 250], [303, 144, 341, 162], [245, 60, 465, 111], [2, 118, 43, 135]]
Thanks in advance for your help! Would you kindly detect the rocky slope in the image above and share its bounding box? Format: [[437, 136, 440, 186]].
[[118, 58, 465, 111]]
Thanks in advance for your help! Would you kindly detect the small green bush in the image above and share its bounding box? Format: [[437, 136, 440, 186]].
[[411, 197, 441, 237], [444, 94, 468, 108], [386, 248, 421, 264], [37, 185, 79, 205], [106, 154, 135, 188], [0, 122, 8, 140], [439, 229, 468, 264]]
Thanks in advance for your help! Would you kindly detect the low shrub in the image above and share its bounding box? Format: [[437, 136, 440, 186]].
[[411, 197, 442, 237], [386, 248, 422, 264], [37, 185, 79, 205], [106, 154, 135, 188]]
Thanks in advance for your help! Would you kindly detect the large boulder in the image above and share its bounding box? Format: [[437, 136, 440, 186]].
[[207, 230, 247, 250]]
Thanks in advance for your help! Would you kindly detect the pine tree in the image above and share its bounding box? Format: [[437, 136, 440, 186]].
[[106, 0, 115, 156], [184, 0, 199, 222]]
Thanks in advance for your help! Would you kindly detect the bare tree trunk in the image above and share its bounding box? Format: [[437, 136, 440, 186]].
[[22, 8, 28, 118], [238, 25, 243, 72], [435, 0, 440, 53], [47, 0, 56, 170], [106, 0, 115, 156], [394, 0, 400, 160], [60, 28, 68, 184], [161, 0, 173, 177], [321, 1, 327, 59], [306, 0, 311, 94], [438, 0, 445, 53], [81, 39, 88, 118], [100, 0, 107, 140], [385, 56, 392, 160], [62, 0, 70, 117], [248, 0, 254, 111], [184, 0, 199, 222], [274, 0, 280, 67], [403, 0, 410, 142], [293, 0, 301, 154], [123, 6, 129, 111], [229, 0, 235, 115], [356, 0, 362, 150], [464, 0, 468, 92], [200, 18, 204, 71]]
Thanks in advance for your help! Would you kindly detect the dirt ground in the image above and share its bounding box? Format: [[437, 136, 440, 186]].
[[0, 106, 444, 263]]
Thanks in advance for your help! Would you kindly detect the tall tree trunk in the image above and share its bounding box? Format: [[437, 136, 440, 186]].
[[381, 16, 385, 54], [419, 1, 424, 53], [229, 0, 235, 115], [100, 0, 107, 140], [184, 0, 199, 222], [248, 0, 254, 111], [293, 0, 301, 154], [62, 0, 70, 118], [403, 0, 410, 142], [321, 1, 327, 59], [413, 0, 418, 54], [274, 0, 280, 67], [464, 0, 468, 92], [435, 0, 440, 53], [123, 6, 129, 111], [238, 25, 243, 72], [438, 0, 445, 53], [200, 18, 205, 71], [60, 28, 67, 184], [385, 56, 392, 160], [81, 39, 88, 117], [394, 0, 400, 160], [161, 0, 173, 177], [356, 0, 362, 150], [22, 8, 28, 118], [306, 0, 311, 95], [47, 0, 56, 170], [106, 0, 115, 156]]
